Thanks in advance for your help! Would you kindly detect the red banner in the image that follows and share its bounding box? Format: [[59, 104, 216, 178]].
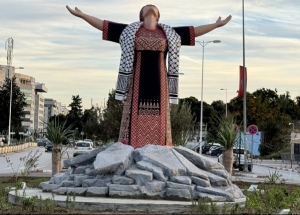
[[237, 66, 247, 97]]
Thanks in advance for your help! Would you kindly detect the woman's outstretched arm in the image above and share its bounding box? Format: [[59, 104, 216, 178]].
[[66, 5, 104, 31], [194, 15, 232, 37]]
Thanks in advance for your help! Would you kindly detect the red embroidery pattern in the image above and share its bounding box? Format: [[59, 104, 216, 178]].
[[135, 27, 167, 51], [118, 26, 172, 148], [118, 77, 133, 145], [102, 20, 109, 40], [189, 26, 195, 46]]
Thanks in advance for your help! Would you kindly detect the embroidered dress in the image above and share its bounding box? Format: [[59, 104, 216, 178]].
[[103, 21, 195, 148]]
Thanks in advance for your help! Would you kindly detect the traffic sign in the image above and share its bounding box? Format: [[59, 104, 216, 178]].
[[10, 132, 15, 135], [248, 125, 258, 135], [81, 132, 84, 135], [19, 132, 24, 135]]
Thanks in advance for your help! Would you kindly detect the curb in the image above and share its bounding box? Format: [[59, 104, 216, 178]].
[[255, 164, 300, 173], [30, 169, 66, 173], [233, 173, 267, 178]]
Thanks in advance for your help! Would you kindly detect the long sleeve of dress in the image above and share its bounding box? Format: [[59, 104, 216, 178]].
[[102, 20, 128, 43], [173, 26, 195, 46]]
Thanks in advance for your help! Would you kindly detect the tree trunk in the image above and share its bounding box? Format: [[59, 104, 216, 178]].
[[222, 148, 233, 175], [52, 145, 61, 176]]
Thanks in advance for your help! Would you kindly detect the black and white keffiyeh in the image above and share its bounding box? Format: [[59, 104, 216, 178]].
[[115, 22, 181, 104]]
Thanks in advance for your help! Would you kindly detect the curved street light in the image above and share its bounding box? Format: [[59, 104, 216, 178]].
[[196, 40, 221, 154], [8, 66, 24, 146]]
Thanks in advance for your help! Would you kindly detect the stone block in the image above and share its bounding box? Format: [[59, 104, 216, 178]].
[[49, 173, 69, 185], [85, 187, 108, 197], [63, 145, 109, 168], [190, 176, 210, 187], [220, 184, 245, 199], [40, 181, 60, 192], [61, 180, 77, 187], [196, 186, 234, 202], [94, 142, 134, 175], [74, 175, 90, 187], [170, 176, 192, 185], [171, 149, 208, 180], [197, 192, 227, 202], [174, 146, 224, 171], [53, 187, 68, 195], [210, 169, 231, 180], [74, 165, 91, 174], [133, 145, 186, 177], [166, 181, 195, 193], [125, 168, 153, 186], [67, 187, 87, 196], [136, 160, 166, 182], [145, 180, 166, 193], [85, 168, 96, 176], [108, 184, 141, 197], [206, 172, 229, 187], [166, 188, 191, 201], [82, 178, 111, 188], [112, 175, 135, 185]]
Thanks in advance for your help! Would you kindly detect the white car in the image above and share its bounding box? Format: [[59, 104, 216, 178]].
[[84, 139, 94, 147], [73, 141, 94, 157], [218, 147, 252, 171]]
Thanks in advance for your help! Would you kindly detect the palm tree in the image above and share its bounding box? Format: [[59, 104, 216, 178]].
[[45, 118, 73, 175], [207, 116, 238, 175]]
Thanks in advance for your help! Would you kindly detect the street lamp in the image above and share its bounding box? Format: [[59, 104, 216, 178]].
[[8, 66, 24, 146], [196, 40, 221, 154], [289, 123, 295, 133], [220, 88, 227, 117]]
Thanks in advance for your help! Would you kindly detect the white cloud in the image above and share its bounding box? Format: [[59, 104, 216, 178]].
[[1, 0, 300, 109]]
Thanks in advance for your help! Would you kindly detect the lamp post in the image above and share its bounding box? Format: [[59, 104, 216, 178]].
[[220, 88, 227, 117], [196, 40, 221, 154], [8, 66, 24, 146], [289, 123, 295, 133]]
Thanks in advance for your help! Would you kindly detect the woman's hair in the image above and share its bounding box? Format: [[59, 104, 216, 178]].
[[139, 4, 160, 21]]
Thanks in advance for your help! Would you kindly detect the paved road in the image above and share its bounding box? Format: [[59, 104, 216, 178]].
[[0, 146, 73, 175], [2, 147, 300, 185]]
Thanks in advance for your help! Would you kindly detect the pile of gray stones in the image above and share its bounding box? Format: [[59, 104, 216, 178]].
[[40, 142, 245, 202]]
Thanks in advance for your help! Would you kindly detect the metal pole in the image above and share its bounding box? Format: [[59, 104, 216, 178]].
[[251, 134, 253, 172], [225, 89, 227, 117], [8, 69, 13, 146], [243, 0, 248, 172], [199, 41, 205, 154]]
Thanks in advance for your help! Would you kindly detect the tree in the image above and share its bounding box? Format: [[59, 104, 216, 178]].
[[99, 89, 123, 143], [67, 95, 83, 131], [81, 106, 102, 140], [45, 118, 73, 175], [170, 102, 195, 145], [0, 76, 26, 133], [207, 116, 238, 175]]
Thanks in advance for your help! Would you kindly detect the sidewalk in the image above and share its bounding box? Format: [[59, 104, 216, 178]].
[[253, 159, 300, 173]]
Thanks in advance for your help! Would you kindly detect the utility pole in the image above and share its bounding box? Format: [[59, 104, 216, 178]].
[[5, 37, 14, 146]]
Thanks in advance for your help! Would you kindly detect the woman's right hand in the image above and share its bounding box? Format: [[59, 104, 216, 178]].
[[66, 5, 83, 18]]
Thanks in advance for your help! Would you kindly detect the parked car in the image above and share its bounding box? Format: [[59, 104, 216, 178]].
[[73, 141, 94, 157], [218, 147, 252, 171], [38, 138, 49, 147], [83, 139, 94, 147], [45, 142, 53, 152], [201, 143, 221, 154], [209, 146, 224, 156]]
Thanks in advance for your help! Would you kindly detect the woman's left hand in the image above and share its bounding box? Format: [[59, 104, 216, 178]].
[[216, 15, 232, 27]]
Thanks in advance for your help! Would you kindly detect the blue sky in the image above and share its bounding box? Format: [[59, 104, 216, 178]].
[[1, 0, 300, 109]]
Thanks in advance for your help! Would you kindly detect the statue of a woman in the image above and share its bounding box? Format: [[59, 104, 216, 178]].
[[66, 4, 231, 148]]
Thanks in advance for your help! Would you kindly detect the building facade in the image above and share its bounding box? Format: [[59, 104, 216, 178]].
[[34, 83, 48, 134], [44, 98, 59, 123], [14, 73, 35, 130]]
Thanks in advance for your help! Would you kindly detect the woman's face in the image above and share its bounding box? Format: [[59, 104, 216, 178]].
[[142, 5, 159, 22]]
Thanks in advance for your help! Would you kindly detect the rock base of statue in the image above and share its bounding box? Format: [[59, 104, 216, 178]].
[[40, 142, 245, 202]]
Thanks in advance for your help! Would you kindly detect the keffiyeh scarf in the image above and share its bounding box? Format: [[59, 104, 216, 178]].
[[115, 22, 181, 104]]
